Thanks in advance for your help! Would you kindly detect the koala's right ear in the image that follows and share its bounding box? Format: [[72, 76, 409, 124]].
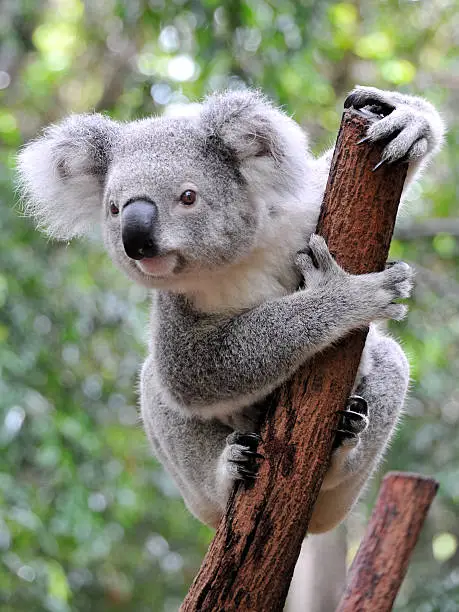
[[17, 114, 119, 240], [199, 90, 284, 162], [198, 90, 308, 191]]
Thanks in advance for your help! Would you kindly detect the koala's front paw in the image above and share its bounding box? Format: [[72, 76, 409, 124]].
[[222, 432, 264, 482], [297, 234, 413, 324], [364, 260, 414, 322], [344, 85, 444, 167]]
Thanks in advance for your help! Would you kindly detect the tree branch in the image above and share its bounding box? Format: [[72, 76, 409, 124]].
[[337, 472, 438, 612], [181, 109, 408, 612]]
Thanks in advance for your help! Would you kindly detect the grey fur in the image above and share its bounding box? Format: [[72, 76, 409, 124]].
[[17, 87, 444, 532]]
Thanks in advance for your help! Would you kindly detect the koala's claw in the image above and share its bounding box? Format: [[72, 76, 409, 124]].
[[241, 449, 265, 460], [227, 432, 262, 446], [345, 395, 368, 416], [333, 395, 369, 450], [228, 462, 259, 479], [225, 431, 263, 482], [344, 88, 396, 117], [372, 159, 387, 172]]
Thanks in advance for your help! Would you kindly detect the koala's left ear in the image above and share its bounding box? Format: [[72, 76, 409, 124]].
[[17, 114, 119, 240], [199, 90, 295, 162]]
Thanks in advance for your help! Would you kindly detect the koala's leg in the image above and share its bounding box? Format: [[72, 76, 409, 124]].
[[141, 358, 261, 528], [308, 325, 409, 534]]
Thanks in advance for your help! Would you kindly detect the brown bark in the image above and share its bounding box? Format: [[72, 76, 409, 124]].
[[181, 109, 408, 612], [337, 472, 438, 612]]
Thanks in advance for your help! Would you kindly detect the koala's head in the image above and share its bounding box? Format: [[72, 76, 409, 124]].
[[18, 90, 308, 289]]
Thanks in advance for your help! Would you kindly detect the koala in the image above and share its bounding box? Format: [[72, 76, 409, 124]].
[[17, 86, 444, 533]]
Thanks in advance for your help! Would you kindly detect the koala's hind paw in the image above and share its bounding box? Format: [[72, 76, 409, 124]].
[[322, 396, 369, 492], [224, 432, 264, 481], [333, 395, 368, 450]]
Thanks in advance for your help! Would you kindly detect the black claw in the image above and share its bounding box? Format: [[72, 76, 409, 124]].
[[344, 409, 367, 421], [372, 159, 387, 172], [228, 432, 262, 449], [336, 409, 365, 420], [367, 103, 395, 117], [357, 136, 371, 145], [241, 449, 264, 460], [339, 412, 367, 435], [344, 92, 363, 109], [343, 95, 354, 109], [236, 465, 258, 479], [385, 260, 401, 269], [245, 433, 262, 442], [346, 395, 368, 416], [344, 93, 395, 117]]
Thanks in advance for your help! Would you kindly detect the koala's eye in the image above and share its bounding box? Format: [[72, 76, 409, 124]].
[[109, 201, 119, 216], [180, 190, 197, 206]]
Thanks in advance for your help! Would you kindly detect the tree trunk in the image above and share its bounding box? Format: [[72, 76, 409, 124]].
[[181, 109, 408, 612]]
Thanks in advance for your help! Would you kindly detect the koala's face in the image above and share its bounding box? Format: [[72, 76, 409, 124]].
[[103, 117, 259, 288], [18, 90, 307, 290]]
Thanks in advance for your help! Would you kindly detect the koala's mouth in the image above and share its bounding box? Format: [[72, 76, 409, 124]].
[[136, 253, 178, 278]]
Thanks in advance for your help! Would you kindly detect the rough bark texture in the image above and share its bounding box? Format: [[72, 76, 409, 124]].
[[181, 109, 408, 612], [337, 472, 438, 612]]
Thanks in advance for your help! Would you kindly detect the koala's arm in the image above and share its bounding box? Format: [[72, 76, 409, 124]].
[[157, 235, 412, 417], [308, 327, 409, 533]]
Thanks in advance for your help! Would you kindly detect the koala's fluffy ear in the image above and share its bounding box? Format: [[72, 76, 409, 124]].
[[17, 114, 119, 240], [199, 90, 308, 192], [199, 89, 307, 163]]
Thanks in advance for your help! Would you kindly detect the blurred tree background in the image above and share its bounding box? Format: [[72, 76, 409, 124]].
[[1, 0, 458, 610]]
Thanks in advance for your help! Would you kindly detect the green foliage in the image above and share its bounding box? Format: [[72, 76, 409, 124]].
[[1, 0, 459, 609]]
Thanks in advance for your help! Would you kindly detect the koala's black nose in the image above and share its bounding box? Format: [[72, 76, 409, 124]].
[[121, 199, 158, 260]]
